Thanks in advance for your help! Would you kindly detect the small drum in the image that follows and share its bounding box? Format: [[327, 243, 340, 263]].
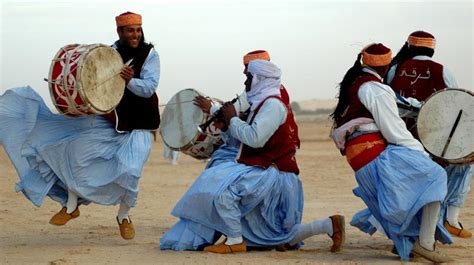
[[48, 44, 125, 116], [417, 89, 473, 164], [160, 89, 224, 160]]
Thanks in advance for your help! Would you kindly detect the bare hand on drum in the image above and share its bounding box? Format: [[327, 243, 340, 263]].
[[120, 65, 135, 84], [193, 96, 212, 114], [221, 102, 237, 124]]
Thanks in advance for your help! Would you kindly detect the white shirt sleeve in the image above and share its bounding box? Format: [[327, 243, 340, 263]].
[[229, 98, 287, 148], [443, 66, 458, 88], [358, 81, 426, 153], [127, 48, 160, 98]]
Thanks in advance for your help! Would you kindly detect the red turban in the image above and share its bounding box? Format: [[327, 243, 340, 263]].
[[116, 12, 142, 27], [407, 31, 436, 49], [362, 43, 392, 67], [243, 50, 271, 65]]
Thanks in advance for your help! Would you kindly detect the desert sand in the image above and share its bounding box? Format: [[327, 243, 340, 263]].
[[1, 118, 472, 264]]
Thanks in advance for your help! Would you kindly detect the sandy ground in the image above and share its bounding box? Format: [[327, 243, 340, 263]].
[[1, 119, 472, 265]]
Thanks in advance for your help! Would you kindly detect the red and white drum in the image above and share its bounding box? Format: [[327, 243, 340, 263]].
[[160, 89, 224, 160], [48, 44, 125, 116], [417, 89, 473, 164]]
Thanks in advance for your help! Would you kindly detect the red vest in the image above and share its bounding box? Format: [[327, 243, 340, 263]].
[[390, 59, 446, 137], [280, 85, 290, 105], [336, 74, 379, 127], [237, 96, 300, 174], [391, 59, 446, 100]]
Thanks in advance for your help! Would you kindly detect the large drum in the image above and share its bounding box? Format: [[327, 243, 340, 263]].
[[417, 89, 473, 164], [160, 89, 225, 160], [48, 44, 125, 116]]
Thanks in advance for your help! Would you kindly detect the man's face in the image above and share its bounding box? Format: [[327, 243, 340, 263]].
[[118, 25, 142, 48], [244, 72, 253, 92]]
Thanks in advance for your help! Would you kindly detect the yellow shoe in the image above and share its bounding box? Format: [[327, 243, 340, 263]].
[[329, 215, 345, 252], [204, 239, 247, 254], [49, 207, 80, 226], [117, 217, 135, 240], [444, 221, 472, 238], [412, 240, 454, 263]]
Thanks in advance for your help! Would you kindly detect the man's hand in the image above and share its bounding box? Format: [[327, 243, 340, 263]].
[[221, 102, 237, 124], [193, 96, 212, 114], [120, 65, 134, 84], [212, 119, 228, 131]]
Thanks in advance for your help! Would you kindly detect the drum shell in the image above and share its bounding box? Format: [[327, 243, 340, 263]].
[[48, 44, 125, 116]]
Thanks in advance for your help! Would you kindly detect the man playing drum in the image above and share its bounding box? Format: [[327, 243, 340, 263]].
[[0, 11, 160, 240], [331, 43, 453, 262], [193, 50, 297, 168], [387, 31, 472, 238], [161, 59, 345, 253]]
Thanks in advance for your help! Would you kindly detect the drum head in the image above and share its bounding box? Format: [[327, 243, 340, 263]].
[[417, 89, 473, 162], [160, 89, 205, 149], [80, 45, 125, 113]]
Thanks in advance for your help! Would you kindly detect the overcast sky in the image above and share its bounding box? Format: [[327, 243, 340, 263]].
[[1, 0, 472, 108]]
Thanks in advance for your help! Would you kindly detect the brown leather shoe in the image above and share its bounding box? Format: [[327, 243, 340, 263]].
[[49, 207, 80, 226], [204, 239, 247, 254], [117, 217, 135, 240], [412, 240, 454, 263], [444, 221, 472, 238], [329, 215, 345, 252]]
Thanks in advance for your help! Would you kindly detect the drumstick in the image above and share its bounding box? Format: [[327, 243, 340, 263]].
[[440, 109, 463, 158], [125, 59, 134, 66]]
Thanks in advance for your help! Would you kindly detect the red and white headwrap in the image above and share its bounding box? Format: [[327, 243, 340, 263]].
[[243, 50, 271, 65], [115, 12, 142, 27], [361, 43, 392, 67], [407, 31, 436, 49]]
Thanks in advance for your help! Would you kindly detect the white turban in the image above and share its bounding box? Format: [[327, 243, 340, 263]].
[[246, 59, 282, 111]]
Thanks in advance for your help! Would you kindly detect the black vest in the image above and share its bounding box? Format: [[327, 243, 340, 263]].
[[106, 43, 160, 132]]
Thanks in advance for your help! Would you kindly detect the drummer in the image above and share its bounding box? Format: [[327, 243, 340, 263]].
[[193, 50, 298, 168], [162, 58, 345, 253], [330, 43, 453, 262], [387, 31, 472, 238], [0, 11, 160, 241]]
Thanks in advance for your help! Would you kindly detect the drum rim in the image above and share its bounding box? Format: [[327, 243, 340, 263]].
[[417, 88, 473, 163]]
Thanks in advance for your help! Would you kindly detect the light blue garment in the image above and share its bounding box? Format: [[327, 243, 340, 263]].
[[351, 144, 452, 261], [160, 160, 303, 250], [204, 144, 239, 169], [352, 164, 473, 235], [0, 87, 152, 208], [229, 98, 286, 148], [440, 164, 472, 219]]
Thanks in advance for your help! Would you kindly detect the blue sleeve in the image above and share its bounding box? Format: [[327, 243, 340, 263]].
[[127, 48, 160, 98]]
